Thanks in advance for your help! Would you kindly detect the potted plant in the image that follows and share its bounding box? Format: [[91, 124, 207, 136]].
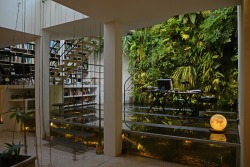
[[0, 142, 36, 167], [0, 109, 36, 167]]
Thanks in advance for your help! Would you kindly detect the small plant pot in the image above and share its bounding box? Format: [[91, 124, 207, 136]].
[[0, 155, 36, 167], [12, 155, 36, 167]]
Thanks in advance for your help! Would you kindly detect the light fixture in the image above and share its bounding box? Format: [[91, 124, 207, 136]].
[[210, 114, 227, 132]]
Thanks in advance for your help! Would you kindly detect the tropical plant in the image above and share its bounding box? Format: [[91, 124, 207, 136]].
[[0, 142, 24, 167], [125, 6, 238, 110], [0, 109, 30, 166]]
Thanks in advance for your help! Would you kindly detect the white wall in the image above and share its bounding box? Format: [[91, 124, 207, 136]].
[[0, 0, 87, 37], [88, 49, 130, 105], [0, 0, 41, 36], [43, 0, 87, 28]]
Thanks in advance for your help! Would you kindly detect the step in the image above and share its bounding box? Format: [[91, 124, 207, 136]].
[[50, 68, 60, 72], [49, 79, 63, 84], [51, 128, 94, 139], [81, 41, 99, 48], [67, 55, 87, 60], [58, 65, 74, 68], [45, 136, 86, 152], [50, 76, 67, 80], [62, 59, 83, 63], [72, 48, 92, 54]]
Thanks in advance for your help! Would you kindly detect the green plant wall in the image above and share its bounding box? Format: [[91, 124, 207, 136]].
[[124, 7, 238, 110]]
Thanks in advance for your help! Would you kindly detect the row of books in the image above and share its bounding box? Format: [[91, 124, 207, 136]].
[[15, 43, 35, 50], [0, 56, 34, 64], [50, 41, 60, 48], [14, 56, 34, 64], [64, 88, 91, 96]]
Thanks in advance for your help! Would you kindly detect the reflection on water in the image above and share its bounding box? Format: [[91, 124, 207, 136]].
[[210, 133, 227, 142], [123, 132, 238, 167], [124, 106, 239, 143], [123, 105, 240, 166]]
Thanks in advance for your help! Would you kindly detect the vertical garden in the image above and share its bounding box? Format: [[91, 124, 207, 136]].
[[124, 7, 238, 111]]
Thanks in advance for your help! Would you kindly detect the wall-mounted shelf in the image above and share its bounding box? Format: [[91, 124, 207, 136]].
[[7, 85, 34, 89], [8, 98, 35, 102], [63, 85, 97, 107], [0, 85, 35, 131]]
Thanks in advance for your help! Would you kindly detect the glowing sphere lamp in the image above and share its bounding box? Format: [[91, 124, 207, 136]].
[[210, 114, 227, 132]]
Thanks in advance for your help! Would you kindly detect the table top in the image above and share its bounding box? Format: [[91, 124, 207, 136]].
[[145, 89, 201, 94]]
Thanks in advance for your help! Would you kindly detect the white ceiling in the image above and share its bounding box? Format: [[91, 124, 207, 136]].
[[45, 18, 103, 40], [0, 0, 241, 48], [53, 0, 241, 31], [0, 18, 103, 48], [0, 27, 39, 48]]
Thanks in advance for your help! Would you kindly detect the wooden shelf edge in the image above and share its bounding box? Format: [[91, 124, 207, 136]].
[[7, 85, 34, 89], [8, 98, 35, 102]]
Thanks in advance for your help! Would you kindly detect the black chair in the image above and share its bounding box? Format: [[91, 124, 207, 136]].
[[198, 96, 217, 103], [197, 96, 217, 116]]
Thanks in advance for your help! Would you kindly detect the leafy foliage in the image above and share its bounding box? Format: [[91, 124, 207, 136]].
[[0, 142, 24, 167], [0, 108, 30, 159], [125, 7, 238, 110]]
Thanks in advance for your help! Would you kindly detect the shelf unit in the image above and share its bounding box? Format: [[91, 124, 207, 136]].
[[7, 85, 35, 114], [0, 42, 36, 132], [0, 42, 35, 85], [0, 85, 35, 131], [63, 85, 97, 109], [0, 43, 35, 64]]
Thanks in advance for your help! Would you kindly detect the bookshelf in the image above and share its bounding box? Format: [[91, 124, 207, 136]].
[[0, 42, 35, 85], [63, 85, 97, 108]]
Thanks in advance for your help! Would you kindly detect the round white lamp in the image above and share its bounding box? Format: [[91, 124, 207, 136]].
[[210, 114, 227, 132]]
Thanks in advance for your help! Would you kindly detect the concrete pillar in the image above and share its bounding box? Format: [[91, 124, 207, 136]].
[[240, 1, 250, 167], [103, 22, 123, 156], [35, 30, 50, 141]]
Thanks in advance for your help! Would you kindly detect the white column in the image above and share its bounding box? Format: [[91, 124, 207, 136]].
[[238, 5, 243, 167], [35, 30, 50, 141], [241, 1, 250, 167], [103, 22, 123, 156]]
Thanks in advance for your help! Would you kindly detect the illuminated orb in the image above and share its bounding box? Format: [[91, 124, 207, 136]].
[[210, 114, 227, 132], [209, 133, 227, 142]]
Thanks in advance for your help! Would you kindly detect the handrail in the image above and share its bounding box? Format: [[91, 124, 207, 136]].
[[122, 129, 240, 147], [123, 75, 133, 129]]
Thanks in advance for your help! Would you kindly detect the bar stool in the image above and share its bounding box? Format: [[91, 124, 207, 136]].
[[197, 96, 217, 116], [176, 98, 186, 115]]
